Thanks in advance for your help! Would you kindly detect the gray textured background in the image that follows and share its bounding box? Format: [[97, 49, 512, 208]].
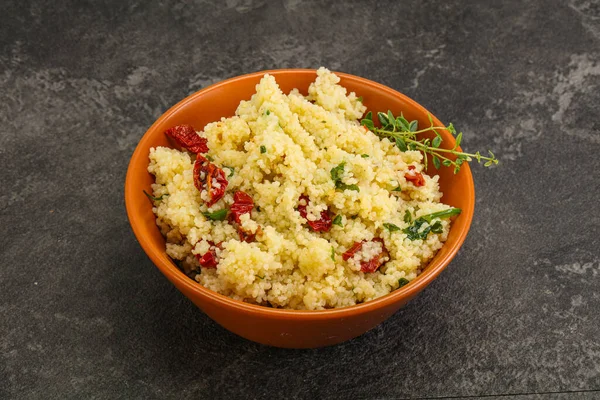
[[1, 0, 599, 399]]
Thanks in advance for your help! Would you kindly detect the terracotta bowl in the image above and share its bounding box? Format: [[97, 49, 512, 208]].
[[125, 69, 474, 348]]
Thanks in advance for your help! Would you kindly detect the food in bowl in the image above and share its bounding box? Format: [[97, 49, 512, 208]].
[[145, 68, 496, 310]]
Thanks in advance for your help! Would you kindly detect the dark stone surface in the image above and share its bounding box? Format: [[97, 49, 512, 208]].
[[1, 0, 599, 398]]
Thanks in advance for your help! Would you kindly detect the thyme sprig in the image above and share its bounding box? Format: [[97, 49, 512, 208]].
[[361, 111, 498, 173]]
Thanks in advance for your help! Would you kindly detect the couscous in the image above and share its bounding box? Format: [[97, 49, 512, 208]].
[[147, 68, 460, 310]]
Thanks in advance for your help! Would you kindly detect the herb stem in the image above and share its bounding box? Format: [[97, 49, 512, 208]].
[[418, 208, 461, 223], [373, 129, 496, 163], [405, 138, 487, 160], [143, 190, 167, 202]]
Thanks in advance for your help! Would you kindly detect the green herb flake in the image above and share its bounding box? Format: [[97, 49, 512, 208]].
[[357, 96, 363, 103], [403, 210, 412, 223], [383, 223, 401, 232], [332, 215, 343, 227], [430, 221, 443, 234], [330, 162, 346, 181], [206, 155, 214, 162], [330, 162, 360, 192], [402, 208, 461, 240], [361, 154, 369, 158], [330, 246, 335, 261], [224, 166, 235, 177], [391, 186, 402, 192], [265, 110, 270, 115], [260, 145, 267, 154], [202, 209, 228, 221], [338, 183, 360, 192], [143, 190, 168, 202], [398, 278, 410, 288]]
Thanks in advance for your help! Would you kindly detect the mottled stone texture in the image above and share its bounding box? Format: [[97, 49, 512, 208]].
[[1, 0, 599, 399]]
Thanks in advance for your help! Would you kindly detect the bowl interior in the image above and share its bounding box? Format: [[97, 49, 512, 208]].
[[125, 69, 474, 316]]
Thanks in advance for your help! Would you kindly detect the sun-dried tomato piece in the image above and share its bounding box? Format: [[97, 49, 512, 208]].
[[229, 191, 254, 224], [193, 155, 208, 192], [193, 156, 228, 206], [360, 253, 386, 273], [342, 239, 389, 273], [164, 124, 209, 153], [360, 238, 389, 273], [404, 165, 426, 187], [237, 225, 262, 243], [195, 241, 223, 268], [197, 251, 217, 268], [297, 195, 332, 232], [342, 241, 364, 261], [237, 228, 255, 243]]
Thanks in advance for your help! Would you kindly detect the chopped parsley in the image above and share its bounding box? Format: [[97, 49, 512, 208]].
[[330, 162, 359, 192], [402, 208, 461, 240], [398, 278, 410, 288], [202, 209, 228, 221], [332, 215, 343, 227], [383, 223, 401, 232], [260, 145, 267, 154], [224, 166, 235, 177]]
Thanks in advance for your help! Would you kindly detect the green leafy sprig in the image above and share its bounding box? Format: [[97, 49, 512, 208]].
[[360, 110, 498, 173]]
